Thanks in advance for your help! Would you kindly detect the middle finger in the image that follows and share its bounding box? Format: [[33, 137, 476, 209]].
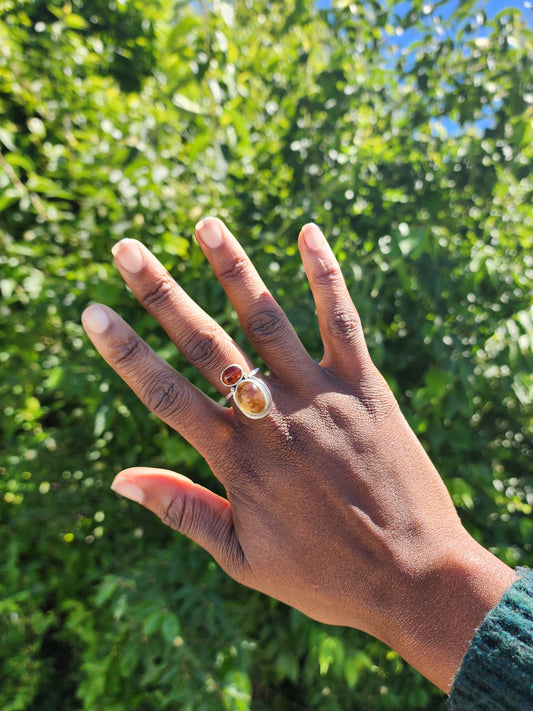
[[194, 217, 313, 383]]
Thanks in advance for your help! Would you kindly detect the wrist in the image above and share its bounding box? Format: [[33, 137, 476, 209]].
[[380, 532, 518, 693]]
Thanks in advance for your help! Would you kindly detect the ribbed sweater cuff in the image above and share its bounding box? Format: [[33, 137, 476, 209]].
[[449, 567, 533, 710]]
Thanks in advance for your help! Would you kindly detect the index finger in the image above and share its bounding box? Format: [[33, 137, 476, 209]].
[[81, 303, 231, 462]]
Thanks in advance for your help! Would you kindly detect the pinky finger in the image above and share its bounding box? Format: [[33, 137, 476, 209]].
[[298, 224, 372, 382]]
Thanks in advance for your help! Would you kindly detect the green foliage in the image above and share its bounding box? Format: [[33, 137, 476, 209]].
[[1, 0, 532, 708]]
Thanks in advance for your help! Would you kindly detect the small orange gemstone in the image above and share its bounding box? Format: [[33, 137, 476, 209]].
[[221, 365, 243, 386], [234, 380, 267, 415]]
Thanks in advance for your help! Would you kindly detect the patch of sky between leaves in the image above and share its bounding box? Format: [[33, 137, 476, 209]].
[[316, 0, 532, 137]]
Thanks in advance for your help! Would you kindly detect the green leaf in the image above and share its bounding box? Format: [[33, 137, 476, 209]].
[[63, 14, 89, 30], [94, 575, 120, 607], [166, 16, 199, 47], [398, 227, 427, 258], [143, 610, 165, 636], [448, 478, 475, 510], [274, 650, 300, 683], [0, 127, 16, 152], [161, 613, 181, 644], [171, 93, 206, 115], [343, 657, 359, 689], [93, 405, 110, 437], [222, 670, 252, 708], [318, 634, 345, 676]]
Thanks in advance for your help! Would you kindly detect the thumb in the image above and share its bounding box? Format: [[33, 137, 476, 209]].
[[111, 467, 245, 577]]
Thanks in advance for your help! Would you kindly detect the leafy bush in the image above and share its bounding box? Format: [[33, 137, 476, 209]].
[[1, 0, 531, 709]]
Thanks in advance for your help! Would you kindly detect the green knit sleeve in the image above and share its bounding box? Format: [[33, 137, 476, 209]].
[[448, 568, 533, 710]]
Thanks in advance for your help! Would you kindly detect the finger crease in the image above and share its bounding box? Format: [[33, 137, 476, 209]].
[[183, 331, 224, 369], [143, 276, 174, 308], [113, 336, 145, 368], [163, 494, 184, 530], [220, 257, 248, 282], [246, 310, 286, 342]]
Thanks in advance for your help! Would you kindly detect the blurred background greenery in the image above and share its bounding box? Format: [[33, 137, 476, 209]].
[[1, 0, 532, 708]]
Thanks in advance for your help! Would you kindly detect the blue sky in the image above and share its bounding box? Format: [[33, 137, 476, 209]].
[[387, 0, 533, 62], [479, 0, 531, 19], [314, 0, 532, 135], [316, 0, 533, 27]]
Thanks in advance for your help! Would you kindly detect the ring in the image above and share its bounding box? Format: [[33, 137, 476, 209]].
[[220, 364, 272, 419]]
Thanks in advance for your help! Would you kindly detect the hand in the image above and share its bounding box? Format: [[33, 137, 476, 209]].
[[82, 218, 517, 693]]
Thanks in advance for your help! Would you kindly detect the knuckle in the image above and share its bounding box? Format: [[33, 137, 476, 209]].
[[328, 308, 363, 343], [246, 308, 287, 344], [273, 419, 304, 456], [111, 334, 146, 369], [220, 539, 248, 582], [142, 275, 174, 309], [143, 372, 189, 418], [314, 263, 345, 288], [365, 390, 399, 422], [357, 370, 400, 422], [220, 256, 248, 283], [162, 494, 186, 531], [182, 328, 225, 370]]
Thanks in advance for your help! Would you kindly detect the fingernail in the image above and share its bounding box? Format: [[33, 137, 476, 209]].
[[112, 238, 144, 273], [302, 223, 325, 252], [83, 305, 109, 334], [111, 478, 145, 505], [195, 218, 223, 249]]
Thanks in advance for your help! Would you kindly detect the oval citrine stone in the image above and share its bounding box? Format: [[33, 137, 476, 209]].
[[234, 380, 268, 416]]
